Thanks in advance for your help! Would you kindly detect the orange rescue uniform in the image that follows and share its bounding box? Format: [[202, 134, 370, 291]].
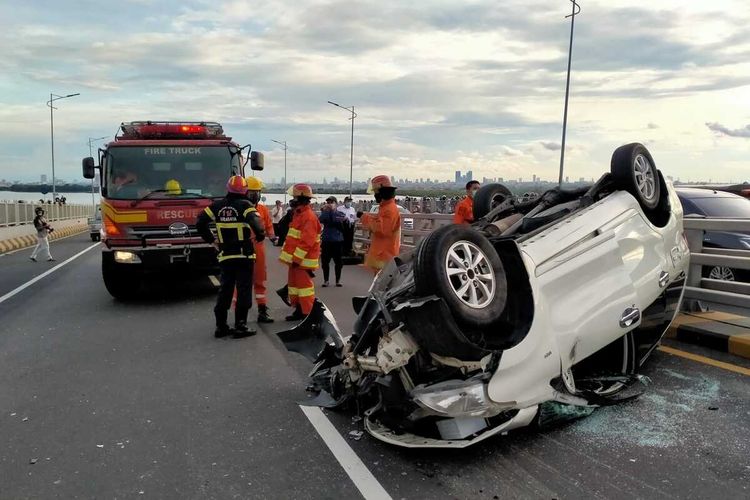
[[279, 204, 322, 314], [360, 198, 401, 272], [252, 203, 274, 305], [453, 196, 474, 224]]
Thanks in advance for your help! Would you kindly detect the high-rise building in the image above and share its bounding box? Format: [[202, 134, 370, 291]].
[[40, 174, 47, 184], [455, 171, 461, 183], [466, 170, 473, 182]]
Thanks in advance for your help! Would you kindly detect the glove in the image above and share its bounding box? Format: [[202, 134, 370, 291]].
[[306, 270, 316, 278]]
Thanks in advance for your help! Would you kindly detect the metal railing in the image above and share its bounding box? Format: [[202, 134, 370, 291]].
[[0, 202, 91, 228], [683, 217, 750, 310], [354, 213, 453, 255]]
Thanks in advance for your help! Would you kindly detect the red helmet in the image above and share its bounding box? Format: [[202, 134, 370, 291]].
[[288, 183, 314, 198], [226, 175, 248, 194], [367, 175, 395, 194]]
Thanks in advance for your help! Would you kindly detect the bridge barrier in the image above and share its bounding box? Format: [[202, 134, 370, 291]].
[[683, 217, 750, 310], [0, 202, 91, 228]]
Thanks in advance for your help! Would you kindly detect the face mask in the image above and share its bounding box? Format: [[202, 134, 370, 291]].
[[248, 193, 260, 204], [374, 193, 383, 203], [344, 202, 351, 208]]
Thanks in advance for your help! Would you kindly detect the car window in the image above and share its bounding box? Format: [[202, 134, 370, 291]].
[[690, 197, 750, 218]]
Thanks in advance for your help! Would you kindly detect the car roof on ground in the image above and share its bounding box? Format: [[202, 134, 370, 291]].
[[675, 187, 743, 199]]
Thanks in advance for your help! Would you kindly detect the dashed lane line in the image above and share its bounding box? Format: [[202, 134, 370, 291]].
[[299, 406, 392, 500], [0, 243, 99, 305], [658, 345, 750, 376]]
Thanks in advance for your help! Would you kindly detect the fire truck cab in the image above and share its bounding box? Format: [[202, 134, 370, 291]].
[[82, 121, 264, 299]]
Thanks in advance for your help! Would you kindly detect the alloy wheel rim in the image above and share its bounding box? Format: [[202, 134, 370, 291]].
[[445, 240, 495, 308], [633, 154, 656, 201], [709, 266, 735, 281]]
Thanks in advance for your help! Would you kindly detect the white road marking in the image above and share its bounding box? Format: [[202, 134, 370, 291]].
[[208, 275, 220, 287], [299, 406, 392, 500], [0, 243, 99, 305]]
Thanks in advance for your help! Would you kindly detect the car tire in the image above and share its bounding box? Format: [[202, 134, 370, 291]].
[[414, 225, 507, 329], [705, 265, 736, 281], [611, 143, 661, 211], [473, 183, 514, 220], [102, 255, 141, 300]]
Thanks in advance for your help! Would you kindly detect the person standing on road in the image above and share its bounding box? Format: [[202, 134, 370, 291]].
[[279, 184, 322, 321], [197, 176, 265, 339], [337, 196, 357, 256], [246, 176, 276, 324], [357, 175, 401, 273], [271, 200, 284, 240], [453, 180, 480, 225], [30, 207, 55, 262], [319, 196, 346, 287]]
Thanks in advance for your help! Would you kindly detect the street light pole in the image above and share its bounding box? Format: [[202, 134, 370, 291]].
[[271, 139, 288, 203], [88, 136, 108, 215], [47, 92, 80, 200], [328, 101, 357, 198], [558, 1, 580, 186]]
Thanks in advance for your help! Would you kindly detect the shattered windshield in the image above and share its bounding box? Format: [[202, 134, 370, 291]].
[[104, 146, 240, 200]]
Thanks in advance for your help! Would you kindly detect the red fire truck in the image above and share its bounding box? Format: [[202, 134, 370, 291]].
[[82, 121, 264, 299]]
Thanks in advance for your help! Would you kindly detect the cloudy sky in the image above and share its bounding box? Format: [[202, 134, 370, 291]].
[[1, 0, 749, 185]]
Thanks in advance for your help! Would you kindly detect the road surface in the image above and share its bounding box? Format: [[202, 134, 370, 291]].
[[1, 234, 748, 499]]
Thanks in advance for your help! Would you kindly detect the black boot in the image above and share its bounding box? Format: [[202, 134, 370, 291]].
[[215, 324, 231, 338], [285, 307, 305, 322], [232, 322, 257, 339], [257, 305, 274, 323]]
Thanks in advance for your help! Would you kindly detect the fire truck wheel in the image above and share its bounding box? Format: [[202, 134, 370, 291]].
[[102, 256, 141, 300]]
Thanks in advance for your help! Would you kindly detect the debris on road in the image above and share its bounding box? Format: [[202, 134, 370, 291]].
[[29, 458, 37, 465], [348, 430, 364, 441]]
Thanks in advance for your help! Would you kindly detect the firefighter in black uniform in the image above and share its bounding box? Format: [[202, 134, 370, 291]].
[[197, 175, 266, 338]]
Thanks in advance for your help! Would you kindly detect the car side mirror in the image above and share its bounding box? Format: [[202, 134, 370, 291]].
[[82, 157, 96, 179], [250, 151, 264, 171]]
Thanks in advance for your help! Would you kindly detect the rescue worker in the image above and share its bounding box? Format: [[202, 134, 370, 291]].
[[197, 176, 265, 339], [453, 180, 480, 224], [279, 184, 322, 321], [245, 176, 276, 323], [29, 206, 54, 262], [358, 175, 401, 273]]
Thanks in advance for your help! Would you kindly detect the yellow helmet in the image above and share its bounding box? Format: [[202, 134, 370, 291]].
[[245, 176, 264, 191], [165, 179, 182, 195]]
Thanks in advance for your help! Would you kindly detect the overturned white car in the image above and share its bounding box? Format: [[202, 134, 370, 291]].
[[279, 143, 689, 448]]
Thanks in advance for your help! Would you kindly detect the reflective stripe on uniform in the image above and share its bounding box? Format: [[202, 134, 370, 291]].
[[293, 247, 307, 259], [255, 294, 266, 299], [204, 206, 215, 220], [287, 228, 302, 239], [243, 207, 257, 217], [288, 286, 299, 296], [297, 287, 315, 297], [218, 253, 255, 262], [301, 258, 319, 269], [279, 251, 293, 263]]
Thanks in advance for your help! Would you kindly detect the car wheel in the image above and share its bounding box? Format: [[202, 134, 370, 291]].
[[611, 143, 661, 211], [472, 183, 513, 220], [708, 265, 735, 281], [414, 225, 507, 328], [102, 255, 141, 300]]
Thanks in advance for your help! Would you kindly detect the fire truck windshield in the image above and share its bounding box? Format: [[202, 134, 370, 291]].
[[104, 146, 240, 200]]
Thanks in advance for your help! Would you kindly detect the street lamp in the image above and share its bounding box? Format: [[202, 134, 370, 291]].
[[558, 1, 581, 186], [47, 92, 80, 200], [271, 139, 288, 203], [88, 136, 108, 214], [327, 100, 357, 198]]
